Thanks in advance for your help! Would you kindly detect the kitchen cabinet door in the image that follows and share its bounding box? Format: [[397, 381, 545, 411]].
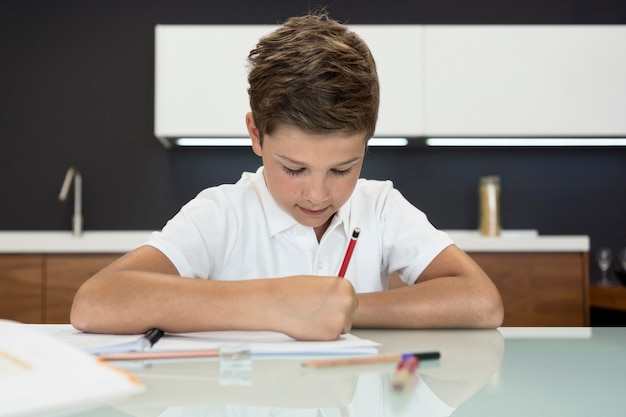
[[471, 252, 589, 326], [0, 255, 44, 323], [155, 25, 425, 145], [424, 25, 626, 137], [389, 250, 589, 326]]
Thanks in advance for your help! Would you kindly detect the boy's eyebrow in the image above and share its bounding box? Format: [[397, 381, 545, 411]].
[[277, 154, 362, 167]]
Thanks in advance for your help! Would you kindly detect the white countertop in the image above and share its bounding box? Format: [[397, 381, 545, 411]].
[[0, 231, 153, 253], [0, 229, 589, 253], [445, 229, 590, 252]]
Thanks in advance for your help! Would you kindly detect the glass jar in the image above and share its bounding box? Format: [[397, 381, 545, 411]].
[[479, 175, 501, 237]]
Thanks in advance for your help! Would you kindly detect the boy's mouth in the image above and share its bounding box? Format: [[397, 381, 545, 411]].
[[298, 205, 329, 216]]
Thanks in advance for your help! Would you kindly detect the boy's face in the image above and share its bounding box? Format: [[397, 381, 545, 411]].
[[247, 113, 366, 237]]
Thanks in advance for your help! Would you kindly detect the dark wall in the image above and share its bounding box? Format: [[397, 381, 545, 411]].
[[1, 0, 625, 282]]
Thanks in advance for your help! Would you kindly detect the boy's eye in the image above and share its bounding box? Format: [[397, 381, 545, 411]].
[[282, 166, 304, 176], [331, 167, 353, 177], [281, 165, 353, 176]]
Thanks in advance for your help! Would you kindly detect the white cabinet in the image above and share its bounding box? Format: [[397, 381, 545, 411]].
[[155, 24, 626, 145], [154, 25, 424, 146], [423, 25, 626, 136], [154, 25, 266, 143]]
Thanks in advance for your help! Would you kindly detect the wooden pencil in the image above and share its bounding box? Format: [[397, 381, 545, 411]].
[[98, 349, 220, 361], [302, 351, 440, 368]]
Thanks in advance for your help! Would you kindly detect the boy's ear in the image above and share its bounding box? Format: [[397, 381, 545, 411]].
[[246, 112, 263, 156]]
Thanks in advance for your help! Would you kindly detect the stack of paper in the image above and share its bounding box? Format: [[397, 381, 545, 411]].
[[152, 330, 380, 356], [30, 325, 380, 359], [0, 320, 143, 417]]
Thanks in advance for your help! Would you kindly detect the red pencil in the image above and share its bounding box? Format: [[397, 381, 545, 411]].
[[338, 227, 360, 277]]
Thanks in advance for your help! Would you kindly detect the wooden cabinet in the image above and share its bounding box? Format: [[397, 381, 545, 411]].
[[390, 250, 589, 326], [0, 255, 44, 323], [470, 252, 589, 326], [590, 286, 626, 312], [0, 254, 119, 324], [1, 249, 590, 326]]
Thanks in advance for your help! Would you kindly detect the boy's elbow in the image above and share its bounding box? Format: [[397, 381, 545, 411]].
[[70, 284, 101, 333], [70, 293, 90, 332], [478, 289, 504, 329]]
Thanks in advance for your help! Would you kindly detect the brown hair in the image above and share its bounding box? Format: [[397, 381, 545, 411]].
[[247, 11, 379, 143]]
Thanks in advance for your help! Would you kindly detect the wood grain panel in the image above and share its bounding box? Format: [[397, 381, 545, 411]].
[[590, 286, 626, 312], [0, 255, 44, 323], [470, 252, 589, 326], [45, 254, 120, 323]]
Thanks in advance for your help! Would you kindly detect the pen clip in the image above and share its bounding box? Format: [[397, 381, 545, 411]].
[[142, 328, 165, 350]]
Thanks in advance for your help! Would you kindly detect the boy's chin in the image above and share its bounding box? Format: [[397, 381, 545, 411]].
[[295, 216, 332, 230]]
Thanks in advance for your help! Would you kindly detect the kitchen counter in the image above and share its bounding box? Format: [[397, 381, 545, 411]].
[[0, 231, 153, 253], [446, 229, 589, 252], [0, 230, 589, 253]]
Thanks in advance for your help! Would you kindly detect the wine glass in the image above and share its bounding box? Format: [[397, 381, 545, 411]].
[[620, 247, 626, 271], [596, 247, 612, 286]]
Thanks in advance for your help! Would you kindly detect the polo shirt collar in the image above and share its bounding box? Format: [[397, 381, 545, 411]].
[[335, 197, 352, 237], [252, 167, 299, 237]]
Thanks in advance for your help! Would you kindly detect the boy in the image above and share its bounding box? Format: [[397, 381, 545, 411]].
[[71, 12, 503, 340]]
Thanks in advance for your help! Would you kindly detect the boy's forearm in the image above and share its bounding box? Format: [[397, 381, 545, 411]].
[[70, 271, 208, 334], [71, 272, 357, 339], [71, 272, 282, 334], [353, 276, 503, 329]]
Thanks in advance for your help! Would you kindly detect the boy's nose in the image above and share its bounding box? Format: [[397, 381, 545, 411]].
[[303, 176, 330, 205]]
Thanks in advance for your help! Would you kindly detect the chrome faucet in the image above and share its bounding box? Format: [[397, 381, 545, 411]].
[[58, 166, 83, 236]]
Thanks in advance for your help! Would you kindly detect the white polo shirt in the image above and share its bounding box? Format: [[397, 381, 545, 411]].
[[147, 167, 453, 293]]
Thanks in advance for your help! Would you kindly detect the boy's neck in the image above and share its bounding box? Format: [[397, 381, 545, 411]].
[[314, 217, 334, 243]]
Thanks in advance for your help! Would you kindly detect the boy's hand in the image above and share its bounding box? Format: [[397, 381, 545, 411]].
[[266, 276, 358, 341]]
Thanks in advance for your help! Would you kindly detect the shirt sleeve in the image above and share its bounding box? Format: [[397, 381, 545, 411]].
[[146, 188, 239, 279], [379, 187, 454, 285]]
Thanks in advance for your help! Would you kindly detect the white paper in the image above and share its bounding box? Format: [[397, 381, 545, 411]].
[[160, 331, 380, 356], [0, 320, 143, 417], [28, 324, 379, 357]]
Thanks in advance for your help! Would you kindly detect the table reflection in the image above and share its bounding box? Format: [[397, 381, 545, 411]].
[[108, 329, 503, 417]]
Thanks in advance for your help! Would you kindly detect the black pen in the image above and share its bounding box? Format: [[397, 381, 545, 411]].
[[140, 328, 164, 351]]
